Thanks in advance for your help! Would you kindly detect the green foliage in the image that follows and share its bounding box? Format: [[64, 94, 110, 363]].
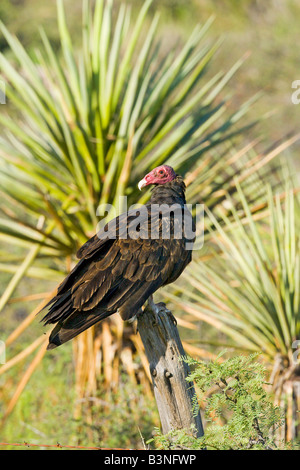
[[151, 352, 290, 450]]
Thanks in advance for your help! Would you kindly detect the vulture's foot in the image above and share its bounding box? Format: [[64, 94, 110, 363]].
[[147, 296, 177, 326], [128, 308, 143, 334]]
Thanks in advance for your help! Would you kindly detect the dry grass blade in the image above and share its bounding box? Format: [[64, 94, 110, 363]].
[[0, 335, 46, 376], [5, 290, 56, 346], [1, 337, 49, 427]]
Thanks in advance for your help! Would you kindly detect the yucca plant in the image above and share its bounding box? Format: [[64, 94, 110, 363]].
[[0, 0, 295, 429], [166, 179, 300, 441], [0, 0, 258, 302]]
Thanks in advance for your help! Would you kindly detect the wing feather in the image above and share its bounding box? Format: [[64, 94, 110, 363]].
[[42, 197, 194, 349]]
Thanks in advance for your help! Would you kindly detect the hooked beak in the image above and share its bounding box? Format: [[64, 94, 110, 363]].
[[138, 177, 147, 191]]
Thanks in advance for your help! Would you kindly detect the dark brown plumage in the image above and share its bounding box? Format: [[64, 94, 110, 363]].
[[41, 165, 195, 349]]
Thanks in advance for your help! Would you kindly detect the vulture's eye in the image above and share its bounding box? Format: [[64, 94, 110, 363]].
[[159, 170, 164, 176]]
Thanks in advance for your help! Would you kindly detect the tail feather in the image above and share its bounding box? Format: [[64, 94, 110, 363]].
[[41, 292, 73, 324], [47, 309, 111, 350]]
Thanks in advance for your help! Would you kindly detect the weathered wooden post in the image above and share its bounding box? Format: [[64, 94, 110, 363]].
[[137, 302, 204, 439]]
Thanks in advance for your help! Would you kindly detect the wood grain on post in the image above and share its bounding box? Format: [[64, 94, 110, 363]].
[[137, 303, 204, 438]]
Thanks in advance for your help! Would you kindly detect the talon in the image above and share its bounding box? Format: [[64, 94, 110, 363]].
[[157, 303, 177, 325], [155, 302, 177, 325], [169, 311, 177, 326], [166, 309, 177, 326], [147, 297, 177, 325]]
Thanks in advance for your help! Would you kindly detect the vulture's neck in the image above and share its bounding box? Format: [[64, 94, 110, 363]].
[[150, 176, 186, 206]]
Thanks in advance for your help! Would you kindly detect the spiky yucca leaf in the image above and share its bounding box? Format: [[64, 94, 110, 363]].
[[0, 0, 265, 314], [0, 1, 252, 256], [167, 182, 300, 361]]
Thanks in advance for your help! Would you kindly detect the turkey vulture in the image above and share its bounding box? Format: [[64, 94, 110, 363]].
[[41, 165, 195, 349]]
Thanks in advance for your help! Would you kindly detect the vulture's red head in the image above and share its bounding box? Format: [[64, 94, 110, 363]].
[[138, 165, 176, 191]]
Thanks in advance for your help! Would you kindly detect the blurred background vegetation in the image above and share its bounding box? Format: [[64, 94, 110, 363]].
[[1, 0, 300, 161], [0, 0, 299, 450]]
